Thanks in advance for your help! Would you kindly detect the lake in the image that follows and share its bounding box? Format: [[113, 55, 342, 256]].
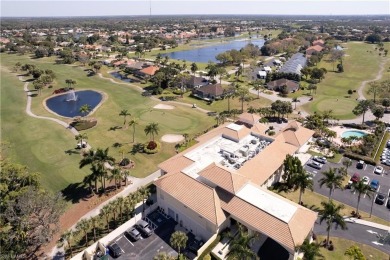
[[46, 90, 103, 118], [163, 38, 265, 63]]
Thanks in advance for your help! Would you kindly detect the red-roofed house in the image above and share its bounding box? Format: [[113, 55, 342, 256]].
[[137, 65, 159, 78]]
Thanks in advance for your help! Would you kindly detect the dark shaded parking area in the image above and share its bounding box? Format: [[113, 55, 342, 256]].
[[107, 210, 178, 259], [258, 238, 289, 260]]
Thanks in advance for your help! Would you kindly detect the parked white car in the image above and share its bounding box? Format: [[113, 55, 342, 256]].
[[374, 166, 384, 175], [362, 176, 370, 185]]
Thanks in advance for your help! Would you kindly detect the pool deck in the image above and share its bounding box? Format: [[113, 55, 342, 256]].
[[330, 126, 370, 146]]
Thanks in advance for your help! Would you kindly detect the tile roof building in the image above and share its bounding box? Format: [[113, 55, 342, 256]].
[[154, 115, 316, 259]]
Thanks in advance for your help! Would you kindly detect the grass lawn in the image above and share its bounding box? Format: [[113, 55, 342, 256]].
[[1, 53, 215, 191], [317, 236, 388, 260], [276, 189, 389, 226], [364, 42, 390, 100], [302, 42, 387, 119], [307, 150, 343, 163], [0, 65, 90, 192]]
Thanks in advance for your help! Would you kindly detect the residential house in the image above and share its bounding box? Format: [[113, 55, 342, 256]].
[[137, 65, 160, 78], [193, 83, 224, 100], [305, 45, 324, 56], [155, 115, 316, 259], [267, 78, 300, 93], [312, 39, 325, 47], [183, 75, 209, 89]]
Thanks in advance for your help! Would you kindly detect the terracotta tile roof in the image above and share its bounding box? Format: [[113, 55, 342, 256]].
[[198, 163, 249, 194], [154, 172, 226, 225], [221, 126, 252, 142], [139, 65, 159, 76], [158, 156, 194, 173], [306, 45, 324, 55], [237, 113, 261, 126], [217, 187, 317, 252], [275, 121, 314, 147], [238, 140, 298, 186]]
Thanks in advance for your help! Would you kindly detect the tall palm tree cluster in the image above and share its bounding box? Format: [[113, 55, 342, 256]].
[[80, 147, 128, 193], [62, 186, 150, 258]]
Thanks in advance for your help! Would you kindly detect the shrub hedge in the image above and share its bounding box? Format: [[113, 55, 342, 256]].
[[344, 152, 376, 166], [70, 119, 97, 131], [144, 141, 161, 154]]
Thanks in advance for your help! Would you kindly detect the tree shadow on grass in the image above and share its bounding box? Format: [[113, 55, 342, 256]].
[[64, 149, 80, 155], [23, 78, 35, 82], [62, 182, 90, 204], [108, 126, 122, 131]]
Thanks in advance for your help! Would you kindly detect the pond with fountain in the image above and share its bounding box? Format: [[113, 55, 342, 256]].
[[45, 90, 103, 118]]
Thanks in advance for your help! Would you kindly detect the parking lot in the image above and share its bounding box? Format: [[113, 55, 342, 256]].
[[304, 157, 390, 221], [107, 211, 178, 260]]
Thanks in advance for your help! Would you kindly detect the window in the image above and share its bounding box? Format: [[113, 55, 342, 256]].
[[160, 193, 164, 200]]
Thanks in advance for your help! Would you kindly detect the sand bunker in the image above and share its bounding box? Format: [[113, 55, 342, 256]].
[[161, 134, 184, 143], [153, 104, 175, 110]]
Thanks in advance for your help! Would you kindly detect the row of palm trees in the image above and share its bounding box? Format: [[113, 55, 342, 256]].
[[80, 147, 128, 193], [118, 109, 160, 143], [62, 186, 150, 258]]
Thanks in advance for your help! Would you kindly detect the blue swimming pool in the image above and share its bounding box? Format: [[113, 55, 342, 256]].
[[341, 130, 367, 138]]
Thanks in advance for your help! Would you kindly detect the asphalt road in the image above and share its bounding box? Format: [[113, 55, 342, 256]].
[[304, 158, 390, 221], [314, 218, 390, 255]]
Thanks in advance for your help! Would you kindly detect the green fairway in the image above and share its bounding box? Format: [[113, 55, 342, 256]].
[[1, 53, 215, 192], [0, 66, 90, 192], [302, 42, 388, 119]]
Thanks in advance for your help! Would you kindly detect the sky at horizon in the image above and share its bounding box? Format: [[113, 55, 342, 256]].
[[1, 0, 389, 17]]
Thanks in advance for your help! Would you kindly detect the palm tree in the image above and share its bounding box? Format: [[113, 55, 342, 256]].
[[138, 186, 150, 214], [190, 62, 198, 75], [75, 133, 88, 148], [61, 230, 74, 258], [116, 196, 125, 223], [79, 148, 115, 192], [123, 170, 130, 186], [109, 200, 119, 227], [128, 118, 139, 143], [83, 173, 97, 194], [293, 171, 314, 205], [76, 218, 90, 246], [144, 122, 160, 141], [318, 168, 345, 201], [351, 180, 372, 216], [296, 239, 324, 260], [170, 231, 188, 256], [252, 79, 264, 99], [342, 159, 352, 174], [135, 45, 145, 59], [223, 88, 236, 112], [322, 109, 334, 125], [110, 167, 122, 189], [79, 104, 92, 118], [226, 225, 258, 260], [235, 65, 243, 82], [292, 97, 299, 110], [89, 216, 99, 242], [100, 204, 111, 231], [235, 86, 250, 113], [119, 109, 131, 127], [183, 133, 189, 143], [124, 193, 137, 218], [319, 200, 347, 247]]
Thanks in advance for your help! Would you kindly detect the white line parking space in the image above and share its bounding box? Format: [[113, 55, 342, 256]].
[[123, 235, 134, 246]]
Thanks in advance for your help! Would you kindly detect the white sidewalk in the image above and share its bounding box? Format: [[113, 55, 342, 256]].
[[344, 217, 390, 232]]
